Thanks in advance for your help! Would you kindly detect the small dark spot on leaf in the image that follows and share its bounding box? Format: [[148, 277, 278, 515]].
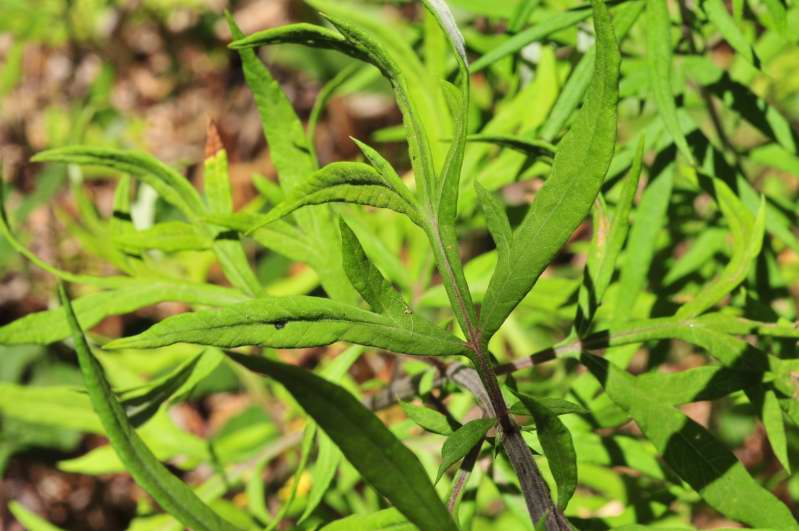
[[274, 321, 286, 330]]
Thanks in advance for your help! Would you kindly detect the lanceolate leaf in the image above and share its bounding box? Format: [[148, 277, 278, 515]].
[[480, 0, 621, 343], [436, 418, 494, 482], [105, 296, 469, 357], [113, 221, 212, 252], [320, 508, 416, 531], [513, 392, 577, 510], [470, 8, 593, 72], [582, 354, 795, 528], [702, 0, 759, 67], [8, 501, 65, 531], [247, 162, 424, 232], [32, 147, 204, 221], [227, 352, 458, 531], [466, 134, 556, 160], [0, 280, 247, 345], [58, 283, 242, 531], [676, 179, 765, 318], [400, 401, 459, 435], [646, 0, 694, 162], [577, 138, 644, 332]]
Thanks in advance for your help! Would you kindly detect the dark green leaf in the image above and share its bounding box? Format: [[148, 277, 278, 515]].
[[227, 352, 457, 531]]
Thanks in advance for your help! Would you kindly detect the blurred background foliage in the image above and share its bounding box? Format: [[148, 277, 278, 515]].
[[0, 0, 797, 529]]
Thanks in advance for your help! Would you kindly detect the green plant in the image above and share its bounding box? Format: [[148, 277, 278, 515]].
[[2, 0, 798, 529]]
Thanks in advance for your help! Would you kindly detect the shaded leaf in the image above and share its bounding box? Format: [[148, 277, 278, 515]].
[[400, 401, 459, 435], [113, 221, 212, 252], [436, 418, 494, 482], [320, 508, 416, 531], [582, 353, 794, 528], [227, 352, 457, 531]]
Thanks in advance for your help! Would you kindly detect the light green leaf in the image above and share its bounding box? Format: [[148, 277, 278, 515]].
[[755, 387, 791, 473], [470, 9, 593, 72], [613, 168, 673, 321], [229, 23, 362, 60], [105, 296, 468, 357], [227, 352, 458, 531], [646, 0, 694, 162], [0, 383, 102, 433], [436, 418, 494, 482], [113, 221, 212, 252], [466, 134, 555, 160], [58, 283, 242, 531], [299, 430, 341, 523], [513, 392, 577, 509], [702, 0, 760, 67], [577, 137, 644, 332], [320, 508, 416, 531], [480, 0, 621, 342], [400, 401, 459, 435], [8, 501, 65, 531], [540, 1, 643, 141], [0, 280, 247, 345], [582, 353, 795, 528], [475, 183, 512, 271], [676, 179, 765, 318], [32, 147, 204, 220]]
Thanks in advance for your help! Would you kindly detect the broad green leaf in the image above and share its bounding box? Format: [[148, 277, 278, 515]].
[[480, 0, 621, 342], [645, 0, 694, 162], [227, 352, 458, 531], [105, 296, 468, 357], [0, 280, 247, 345], [113, 221, 212, 252], [702, 0, 759, 67], [470, 9, 593, 72], [247, 162, 423, 232], [613, 168, 673, 322], [8, 501, 64, 531], [400, 401, 459, 435], [58, 283, 241, 531], [32, 147, 204, 220], [676, 179, 765, 318], [321, 508, 416, 531], [577, 138, 644, 332], [436, 418, 494, 482], [513, 392, 577, 509], [582, 353, 795, 527]]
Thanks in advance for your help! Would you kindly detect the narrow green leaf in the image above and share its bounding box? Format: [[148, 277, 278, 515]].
[[613, 168, 673, 321], [475, 183, 512, 268], [540, 1, 643, 141], [436, 418, 494, 482], [400, 401, 459, 435], [470, 9, 593, 72], [582, 353, 795, 528], [58, 283, 241, 531], [229, 23, 362, 59], [113, 221, 212, 252], [351, 138, 417, 207], [339, 219, 412, 320], [0, 280, 247, 345], [755, 387, 791, 473], [480, 0, 621, 342], [119, 349, 224, 427], [702, 0, 760, 68], [320, 508, 416, 531], [676, 180, 765, 318], [646, 0, 694, 162], [513, 392, 577, 509], [227, 352, 458, 531], [8, 501, 65, 531], [466, 134, 555, 160], [299, 430, 341, 523], [105, 296, 468, 357], [509, 396, 588, 416], [32, 147, 204, 220], [577, 138, 644, 332], [247, 162, 424, 232], [0, 383, 101, 433]]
